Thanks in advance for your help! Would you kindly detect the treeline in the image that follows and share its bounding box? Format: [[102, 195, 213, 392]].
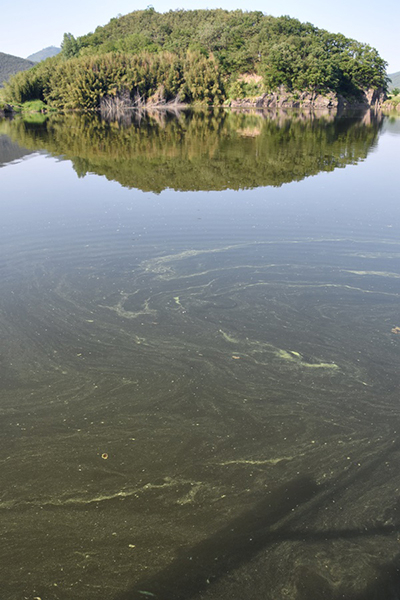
[[0, 110, 383, 191], [3, 9, 388, 109], [4, 51, 224, 108]]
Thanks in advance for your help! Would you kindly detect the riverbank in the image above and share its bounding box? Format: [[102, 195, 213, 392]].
[[0, 84, 391, 119], [0, 99, 54, 119], [228, 87, 387, 110]]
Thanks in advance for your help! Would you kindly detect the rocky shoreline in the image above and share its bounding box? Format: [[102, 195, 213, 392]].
[[0, 88, 390, 118], [229, 87, 387, 110]]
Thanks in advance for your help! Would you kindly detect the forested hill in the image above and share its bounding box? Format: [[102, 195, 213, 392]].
[[0, 52, 34, 87], [69, 9, 388, 91], [3, 9, 388, 109]]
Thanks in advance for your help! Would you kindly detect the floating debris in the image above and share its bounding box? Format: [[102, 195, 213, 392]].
[[276, 348, 338, 369], [101, 453, 109, 460], [391, 326, 400, 334]]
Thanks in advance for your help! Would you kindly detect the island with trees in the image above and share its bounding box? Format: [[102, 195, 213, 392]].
[[2, 9, 389, 112]]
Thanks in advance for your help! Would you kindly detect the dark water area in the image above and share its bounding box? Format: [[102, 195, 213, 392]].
[[1, 108, 400, 600]]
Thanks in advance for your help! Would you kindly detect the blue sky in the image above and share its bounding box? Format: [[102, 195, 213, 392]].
[[1, 0, 399, 73]]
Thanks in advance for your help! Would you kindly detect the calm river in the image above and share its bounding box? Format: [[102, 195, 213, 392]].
[[1, 108, 400, 600]]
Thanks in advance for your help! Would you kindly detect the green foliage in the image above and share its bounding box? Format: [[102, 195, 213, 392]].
[[45, 52, 187, 109], [14, 100, 48, 113], [391, 87, 400, 96], [228, 77, 264, 99], [61, 33, 81, 59], [182, 52, 225, 104], [3, 56, 59, 103], [4, 51, 223, 110], [3, 10, 389, 109], [28, 100, 50, 112]]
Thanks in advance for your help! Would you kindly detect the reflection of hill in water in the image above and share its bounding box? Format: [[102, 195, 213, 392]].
[[0, 134, 34, 167], [382, 115, 400, 136], [0, 110, 384, 192]]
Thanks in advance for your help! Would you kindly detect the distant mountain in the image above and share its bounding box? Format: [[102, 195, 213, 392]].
[[27, 46, 61, 63], [388, 72, 400, 91], [0, 52, 34, 87]]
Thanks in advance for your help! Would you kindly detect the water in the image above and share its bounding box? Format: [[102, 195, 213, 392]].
[[1, 109, 400, 600]]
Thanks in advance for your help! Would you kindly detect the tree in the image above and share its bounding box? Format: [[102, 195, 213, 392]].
[[61, 33, 80, 59]]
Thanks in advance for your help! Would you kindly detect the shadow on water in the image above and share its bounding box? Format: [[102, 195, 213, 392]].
[[114, 476, 319, 600], [296, 552, 400, 600], [115, 438, 400, 600]]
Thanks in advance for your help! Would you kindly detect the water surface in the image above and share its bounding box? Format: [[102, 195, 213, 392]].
[[1, 109, 400, 600]]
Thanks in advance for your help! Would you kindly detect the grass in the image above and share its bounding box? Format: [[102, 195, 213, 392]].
[[20, 100, 48, 112], [1, 99, 54, 115]]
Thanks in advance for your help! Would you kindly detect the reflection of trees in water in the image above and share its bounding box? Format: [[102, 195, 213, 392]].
[[0, 109, 384, 192]]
